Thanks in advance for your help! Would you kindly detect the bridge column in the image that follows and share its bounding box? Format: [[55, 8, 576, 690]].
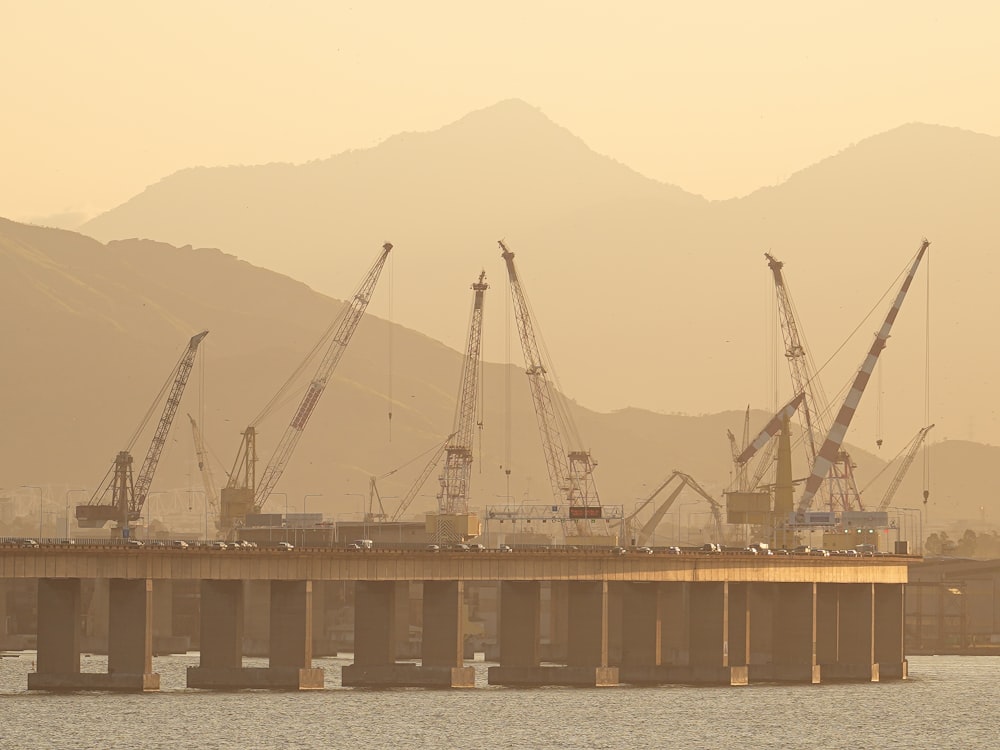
[[606, 581, 624, 667], [748, 583, 775, 667], [488, 581, 541, 685], [188, 579, 323, 689], [764, 582, 820, 683], [824, 583, 878, 681], [686, 581, 747, 685], [816, 583, 839, 667], [342, 580, 404, 686], [0, 579, 9, 640], [875, 583, 907, 679], [544, 581, 569, 662], [106, 579, 159, 690], [268, 581, 324, 688], [187, 580, 244, 688], [661, 582, 689, 665], [490, 580, 616, 686], [28, 578, 81, 689], [563, 581, 618, 685], [30, 578, 160, 691], [618, 582, 669, 683]]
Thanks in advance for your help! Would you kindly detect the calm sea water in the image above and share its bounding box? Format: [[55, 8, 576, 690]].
[[1, 654, 995, 749]]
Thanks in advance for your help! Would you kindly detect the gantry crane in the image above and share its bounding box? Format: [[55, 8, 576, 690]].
[[77, 331, 209, 537], [188, 413, 221, 533], [219, 242, 392, 534], [796, 239, 930, 515], [437, 271, 488, 516], [766, 252, 861, 512], [499, 240, 602, 539]]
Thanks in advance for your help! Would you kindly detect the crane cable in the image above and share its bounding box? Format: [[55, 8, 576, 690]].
[[503, 269, 512, 503], [922, 250, 932, 509], [387, 249, 394, 442]]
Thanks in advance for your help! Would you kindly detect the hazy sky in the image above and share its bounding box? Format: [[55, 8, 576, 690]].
[[4, 1, 1000, 226]]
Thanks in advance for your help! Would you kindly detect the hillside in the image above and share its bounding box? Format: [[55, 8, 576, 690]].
[[2, 219, 989, 541]]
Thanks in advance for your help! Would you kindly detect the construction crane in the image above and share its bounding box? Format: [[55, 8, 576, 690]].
[[796, 239, 930, 515], [622, 470, 725, 547], [437, 271, 488, 515], [766, 252, 861, 512], [868, 424, 934, 513], [499, 240, 602, 539], [188, 413, 221, 534], [219, 242, 392, 534], [77, 331, 209, 537]]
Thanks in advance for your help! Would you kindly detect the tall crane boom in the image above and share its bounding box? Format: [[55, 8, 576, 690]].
[[797, 239, 930, 513], [438, 271, 488, 515], [499, 241, 600, 518], [254, 243, 393, 507], [766, 253, 829, 465], [77, 331, 208, 534]]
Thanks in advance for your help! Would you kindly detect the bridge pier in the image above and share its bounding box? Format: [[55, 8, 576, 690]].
[[490, 580, 618, 686], [875, 583, 907, 679], [188, 580, 323, 689], [343, 580, 474, 687], [29, 577, 160, 691], [752, 582, 821, 683], [823, 583, 878, 681]]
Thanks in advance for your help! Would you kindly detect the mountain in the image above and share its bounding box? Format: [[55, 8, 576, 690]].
[[79, 104, 1000, 453]]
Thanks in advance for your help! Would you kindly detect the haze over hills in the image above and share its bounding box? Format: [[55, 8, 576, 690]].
[[1, 218, 994, 539], [80, 101, 1000, 453]]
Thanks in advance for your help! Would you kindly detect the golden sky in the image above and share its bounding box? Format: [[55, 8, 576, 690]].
[[4, 1, 999, 226]]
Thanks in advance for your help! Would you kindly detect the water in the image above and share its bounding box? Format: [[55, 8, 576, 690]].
[[1, 655, 996, 749]]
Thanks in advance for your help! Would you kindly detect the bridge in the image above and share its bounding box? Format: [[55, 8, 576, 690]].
[[0, 545, 910, 691]]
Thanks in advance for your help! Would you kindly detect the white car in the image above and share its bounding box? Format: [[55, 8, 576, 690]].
[[277, 541, 294, 551]]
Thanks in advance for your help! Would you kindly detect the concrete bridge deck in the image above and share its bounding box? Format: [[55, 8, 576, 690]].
[[0, 545, 910, 584]]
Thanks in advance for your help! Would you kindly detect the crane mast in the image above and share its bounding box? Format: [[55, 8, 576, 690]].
[[499, 241, 600, 531], [797, 239, 930, 514], [437, 271, 488, 515], [219, 242, 392, 534], [77, 330, 208, 536]]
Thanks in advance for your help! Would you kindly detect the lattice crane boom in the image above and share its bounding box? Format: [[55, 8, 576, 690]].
[[797, 239, 930, 513], [499, 241, 599, 517], [766, 253, 828, 465], [438, 271, 488, 515], [132, 331, 209, 517], [252, 242, 393, 510], [876, 424, 934, 512]]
